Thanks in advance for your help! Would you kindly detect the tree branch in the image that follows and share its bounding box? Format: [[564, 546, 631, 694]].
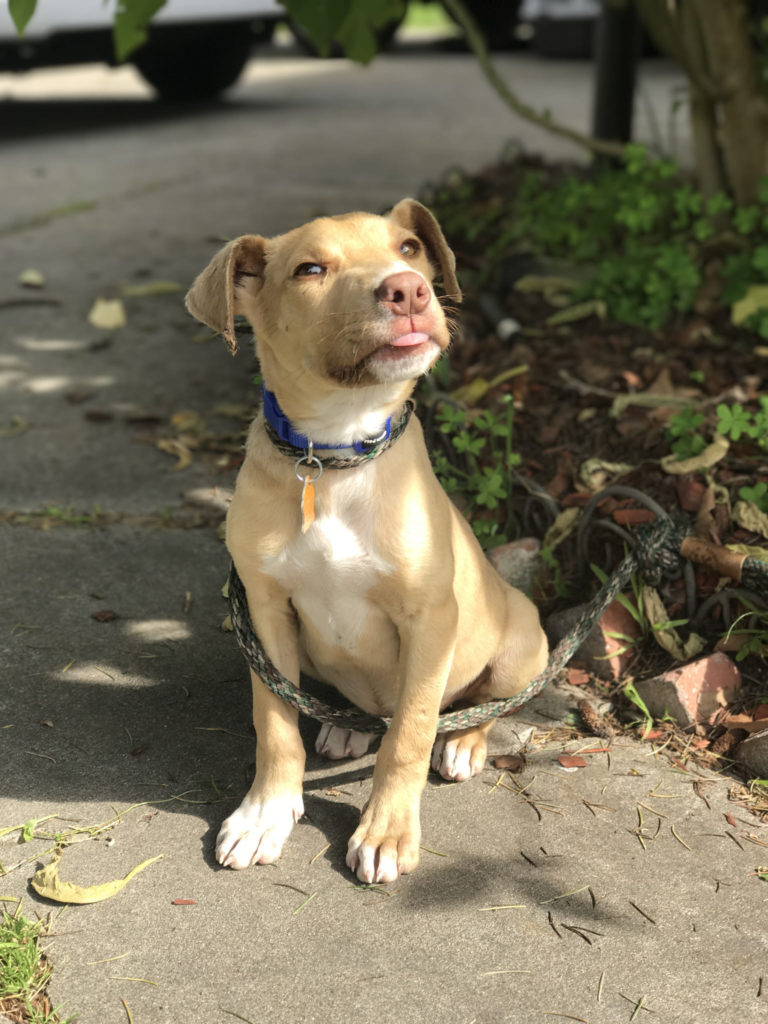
[[441, 0, 626, 160]]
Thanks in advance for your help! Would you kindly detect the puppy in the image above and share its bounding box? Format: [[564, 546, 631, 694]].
[[186, 199, 548, 883]]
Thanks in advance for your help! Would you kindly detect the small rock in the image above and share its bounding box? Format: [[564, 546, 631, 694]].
[[546, 597, 642, 681], [736, 728, 768, 777], [633, 653, 741, 728], [487, 537, 541, 591]]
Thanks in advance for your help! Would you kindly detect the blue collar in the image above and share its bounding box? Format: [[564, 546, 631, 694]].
[[261, 384, 393, 456]]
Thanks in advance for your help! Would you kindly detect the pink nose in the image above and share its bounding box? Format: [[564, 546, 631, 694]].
[[375, 272, 430, 316]]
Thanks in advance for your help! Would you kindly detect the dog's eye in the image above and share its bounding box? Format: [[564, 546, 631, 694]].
[[294, 262, 326, 278], [400, 239, 420, 258]]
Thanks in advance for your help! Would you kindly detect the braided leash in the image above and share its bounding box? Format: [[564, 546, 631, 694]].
[[227, 515, 727, 736]]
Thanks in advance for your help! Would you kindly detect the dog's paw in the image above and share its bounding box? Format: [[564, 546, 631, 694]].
[[431, 728, 488, 782], [346, 804, 420, 884], [315, 724, 373, 760], [216, 792, 304, 869]]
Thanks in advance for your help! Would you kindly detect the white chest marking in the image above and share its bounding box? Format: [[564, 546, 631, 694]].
[[262, 470, 390, 649]]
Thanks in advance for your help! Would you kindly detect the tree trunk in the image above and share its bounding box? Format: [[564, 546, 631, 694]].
[[692, 0, 768, 204], [636, 0, 768, 203]]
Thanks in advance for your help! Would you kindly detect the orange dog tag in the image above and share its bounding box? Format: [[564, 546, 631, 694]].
[[300, 476, 316, 534], [296, 446, 321, 534]]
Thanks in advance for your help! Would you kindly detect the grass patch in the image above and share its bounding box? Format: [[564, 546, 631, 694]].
[[0, 902, 75, 1023]]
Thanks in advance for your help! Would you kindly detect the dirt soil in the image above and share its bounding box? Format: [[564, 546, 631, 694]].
[[422, 157, 768, 765]]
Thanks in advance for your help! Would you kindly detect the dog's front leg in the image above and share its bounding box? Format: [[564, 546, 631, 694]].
[[217, 585, 306, 870], [346, 598, 458, 884]]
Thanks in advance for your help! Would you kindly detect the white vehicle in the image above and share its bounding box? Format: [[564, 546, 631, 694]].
[[0, 0, 285, 99]]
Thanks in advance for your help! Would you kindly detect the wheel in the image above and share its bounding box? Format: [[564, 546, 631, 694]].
[[445, 0, 522, 50], [131, 22, 260, 101]]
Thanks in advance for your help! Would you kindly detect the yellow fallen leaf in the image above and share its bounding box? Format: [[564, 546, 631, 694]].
[[514, 274, 577, 307], [579, 457, 636, 491], [18, 267, 45, 288], [610, 392, 690, 418], [221, 614, 233, 632], [120, 280, 184, 297], [542, 507, 580, 551], [88, 297, 126, 330], [660, 434, 729, 475], [155, 438, 193, 471], [642, 586, 706, 661], [732, 500, 768, 540], [170, 410, 205, 433], [450, 364, 528, 405], [0, 416, 28, 439], [726, 543, 768, 565], [732, 284, 768, 326], [31, 849, 162, 904], [546, 299, 606, 326]]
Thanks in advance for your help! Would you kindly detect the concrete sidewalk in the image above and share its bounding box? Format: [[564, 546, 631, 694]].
[[1, 40, 765, 1024]]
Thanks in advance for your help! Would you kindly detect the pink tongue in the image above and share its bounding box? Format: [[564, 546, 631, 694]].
[[390, 332, 429, 348]]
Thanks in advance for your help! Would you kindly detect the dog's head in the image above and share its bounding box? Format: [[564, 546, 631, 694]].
[[185, 199, 461, 390]]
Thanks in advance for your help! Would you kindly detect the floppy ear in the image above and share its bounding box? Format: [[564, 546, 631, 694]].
[[388, 198, 461, 302], [185, 235, 267, 355]]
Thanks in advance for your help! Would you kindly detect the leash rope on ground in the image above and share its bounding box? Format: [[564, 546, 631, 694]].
[[227, 515, 768, 736]]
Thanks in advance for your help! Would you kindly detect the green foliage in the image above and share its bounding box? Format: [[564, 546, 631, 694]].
[[8, 0, 36, 35], [432, 397, 520, 547], [435, 144, 768, 332], [113, 0, 166, 62], [284, 0, 405, 62], [8, 0, 405, 65], [666, 406, 706, 460], [10, 0, 168, 60], [716, 401, 758, 441], [623, 680, 654, 739], [739, 480, 768, 512], [666, 397, 768, 462], [0, 905, 75, 1023], [723, 604, 768, 662]]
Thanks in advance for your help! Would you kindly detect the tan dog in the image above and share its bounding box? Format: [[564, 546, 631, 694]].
[[186, 199, 547, 884]]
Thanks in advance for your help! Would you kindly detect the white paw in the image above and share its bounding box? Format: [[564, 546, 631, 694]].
[[346, 835, 400, 884], [431, 732, 485, 782], [315, 723, 374, 760], [216, 792, 304, 869]]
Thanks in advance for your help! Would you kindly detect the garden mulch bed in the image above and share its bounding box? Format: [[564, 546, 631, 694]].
[[421, 157, 768, 783]]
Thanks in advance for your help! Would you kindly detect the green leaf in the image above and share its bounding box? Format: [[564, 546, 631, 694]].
[[284, 0, 403, 62], [716, 402, 756, 441], [9, 0, 36, 35], [283, 0, 350, 56], [624, 681, 653, 739], [113, 0, 167, 63], [738, 481, 768, 513]]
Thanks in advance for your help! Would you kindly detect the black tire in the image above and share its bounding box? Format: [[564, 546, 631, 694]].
[[445, 0, 522, 50], [131, 22, 257, 101]]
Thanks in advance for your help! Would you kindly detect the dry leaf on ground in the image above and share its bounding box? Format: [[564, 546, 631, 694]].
[[31, 849, 162, 904], [88, 297, 126, 330]]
